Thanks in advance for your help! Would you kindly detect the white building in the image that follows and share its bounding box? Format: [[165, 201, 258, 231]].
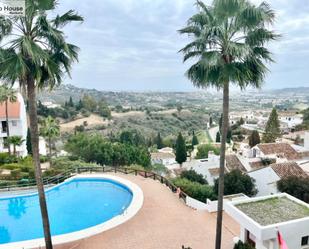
[[0, 93, 28, 157], [248, 161, 307, 196], [226, 193, 309, 249], [150, 152, 176, 166]]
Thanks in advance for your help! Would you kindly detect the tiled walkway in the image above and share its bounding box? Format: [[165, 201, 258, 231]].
[[56, 174, 239, 249]]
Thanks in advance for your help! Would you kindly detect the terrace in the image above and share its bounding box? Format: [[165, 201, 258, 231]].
[[54, 173, 240, 249]]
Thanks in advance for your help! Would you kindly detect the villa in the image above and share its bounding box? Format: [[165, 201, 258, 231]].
[[0, 93, 28, 157], [226, 193, 309, 249]]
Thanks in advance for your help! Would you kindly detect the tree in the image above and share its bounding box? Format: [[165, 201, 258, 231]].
[[26, 128, 32, 155], [216, 131, 221, 143], [249, 130, 261, 148], [177, 104, 183, 113], [7, 136, 24, 156], [0, 2, 83, 248], [0, 85, 17, 155], [40, 116, 60, 164], [226, 129, 232, 144], [68, 96, 74, 107], [196, 144, 220, 159], [239, 117, 245, 126], [214, 170, 257, 197], [209, 116, 213, 127], [263, 108, 281, 143], [97, 100, 111, 119], [181, 169, 208, 184], [82, 94, 97, 112], [175, 132, 187, 165], [155, 132, 164, 149], [179, 1, 278, 247], [192, 132, 199, 148], [277, 176, 309, 203]]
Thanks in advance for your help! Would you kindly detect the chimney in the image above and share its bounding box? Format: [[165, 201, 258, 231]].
[[305, 132, 309, 150]]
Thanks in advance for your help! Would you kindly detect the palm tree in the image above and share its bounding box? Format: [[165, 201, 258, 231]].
[[40, 116, 60, 164], [0, 85, 17, 155], [0, 1, 83, 248], [179, 1, 278, 248], [7, 136, 25, 156]]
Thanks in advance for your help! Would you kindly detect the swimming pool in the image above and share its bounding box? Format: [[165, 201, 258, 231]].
[[0, 174, 143, 249]]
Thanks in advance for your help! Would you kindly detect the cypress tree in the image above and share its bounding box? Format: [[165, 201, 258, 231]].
[[249, 130, 261, 148], [68, 96, 74, 107], [263, 108, 281, 143], [26, 128, 32, 155], [176, 132, 187, 166], [155, 132, 164, 149], [209, 116, 213, 127], [192, 133, 199, 148], [216, 131, 221, 143], [227, 129, 232, 144]]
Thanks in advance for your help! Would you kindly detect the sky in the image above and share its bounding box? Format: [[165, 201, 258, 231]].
[[57, 0, 309, 91]]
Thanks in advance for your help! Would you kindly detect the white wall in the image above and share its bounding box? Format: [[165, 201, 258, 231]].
[[248, 167, 280, 196], [305, 132, 309, 150]]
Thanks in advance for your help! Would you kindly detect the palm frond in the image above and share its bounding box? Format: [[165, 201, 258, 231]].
[[53, 10, 84, 28]]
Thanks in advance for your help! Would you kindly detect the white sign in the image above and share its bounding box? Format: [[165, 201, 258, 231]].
[[0, 0, 25, 16]]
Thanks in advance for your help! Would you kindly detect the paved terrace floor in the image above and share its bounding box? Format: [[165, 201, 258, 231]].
[[56, 173, 239, 249]]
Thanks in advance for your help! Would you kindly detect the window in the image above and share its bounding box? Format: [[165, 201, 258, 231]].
[[1, 121, 7, 133], [302, 236, 309, 246], [12, 120, 17, 126]]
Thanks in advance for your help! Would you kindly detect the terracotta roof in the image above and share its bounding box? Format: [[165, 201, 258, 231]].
[[299, 151, 309, 158], [0, 101, 20, 119], [249, 160, 266, 171], [257, 143, 300, 160], [271, 162, 308, 179], [225, 155, 247, 173], [151, 152, 175, 160]]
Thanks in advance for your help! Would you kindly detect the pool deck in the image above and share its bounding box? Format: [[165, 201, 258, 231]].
[[55, 173, 239, 249]]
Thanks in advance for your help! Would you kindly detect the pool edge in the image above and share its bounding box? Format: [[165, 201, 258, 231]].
[[0, 174, 144, 249]]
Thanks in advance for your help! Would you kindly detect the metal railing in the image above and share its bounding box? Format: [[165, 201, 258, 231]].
[[0, 166, 188, 202]]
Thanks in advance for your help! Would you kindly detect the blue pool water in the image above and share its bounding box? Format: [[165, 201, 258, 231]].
[[0, 178, 133, 244]]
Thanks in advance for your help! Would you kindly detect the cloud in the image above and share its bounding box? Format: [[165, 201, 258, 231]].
[[58, 0, 309, 91]]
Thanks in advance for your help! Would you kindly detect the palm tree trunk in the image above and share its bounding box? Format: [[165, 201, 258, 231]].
[[215, 81, 229, 249], [13, 145, 16, 156], [48, 137, 52, 166], [27, 77, 53, 249], [5, 100, 11, 155]]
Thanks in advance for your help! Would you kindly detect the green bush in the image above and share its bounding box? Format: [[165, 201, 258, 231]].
[[0, 163, 20, 170], [0, 153, 18, 165], [277, 176, 309, 203], [214, 170, 257, 197], [172, 177, 215, 202], [234, 241, 255, 249], [180, 169, 208, 184], [10, 169, 21, 179], [195, 144, 220, 159]]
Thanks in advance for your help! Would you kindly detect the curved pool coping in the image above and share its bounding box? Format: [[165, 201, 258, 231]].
[[0, 174, 144, 249]]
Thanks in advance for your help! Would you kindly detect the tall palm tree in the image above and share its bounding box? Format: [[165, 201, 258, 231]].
[[40, 116, 60, 165], [0, 1, 83, 248], [0, 85, 17, 155], [179, 1, 278, 248], [7, 136, 25, 156]]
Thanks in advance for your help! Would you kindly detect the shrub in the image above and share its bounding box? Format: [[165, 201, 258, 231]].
[[214, 170, 257, 197], [277, 176, 309, 203], [0, 153, 18, 165], [0, 163, 20, 170], [180, 169, 207, 184], [234, 241, 255, 249], [195, 144, 220, 159], [172, 177, 215, 202], [10, 169, 21, 179]]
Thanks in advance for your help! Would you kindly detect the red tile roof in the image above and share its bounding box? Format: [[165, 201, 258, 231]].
[[0, 101, 20, 119], [271, 162, 308, 179], [257, 143, 300, 160], [225, 155, 247, 172]]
